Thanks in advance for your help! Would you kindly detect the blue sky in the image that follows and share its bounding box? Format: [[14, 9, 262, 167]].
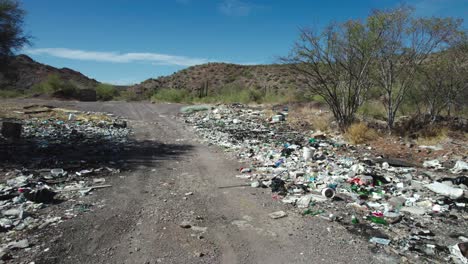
[[21, 0, 468, 85]]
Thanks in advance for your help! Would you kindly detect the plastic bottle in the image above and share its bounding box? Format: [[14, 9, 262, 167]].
[[303, 209, 324, 216]]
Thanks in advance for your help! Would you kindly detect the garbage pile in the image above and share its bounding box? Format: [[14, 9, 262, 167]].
[[0, 105, 129, 261], [182, 104, 468, 263]]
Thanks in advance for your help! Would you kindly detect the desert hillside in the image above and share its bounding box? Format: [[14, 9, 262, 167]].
[[0, 54, 99, 90], [130, 62, 308, 95]]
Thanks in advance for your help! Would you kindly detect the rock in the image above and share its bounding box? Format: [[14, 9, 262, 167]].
[[191, 226, 208, 233], [7, 239, 29, 249], [425, 182, 464, 199], [179, 221, 192, 228], [1, 121, 22, 139], [23, 188, 56, 203], [113, 120, 127, 128], [269, 211, 287, 219], [250, 181, 260, 188], [400, 206, 427, 216]]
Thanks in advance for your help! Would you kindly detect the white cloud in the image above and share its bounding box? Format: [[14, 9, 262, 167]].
[[25, 48, 209, 66], [219, 0, 253, 16]]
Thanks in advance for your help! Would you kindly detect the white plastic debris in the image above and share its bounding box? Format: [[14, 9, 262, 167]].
[[297, 194, 313, 208], [272, 115, 284, 123], [450, 243, 468, 264], [7, 239, 29, 249], [350, 164, 365, 174], [423, 159, 443, 169], [452, 161, 468, 174], [369, 237, 391, 245], [50, 168, 66, 177], [425, 182, 464, 199]]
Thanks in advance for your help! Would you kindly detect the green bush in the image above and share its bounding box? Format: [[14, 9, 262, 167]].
[[96, 83, 117, 101], [61, 81, 79, 97], [0, 89, 23, 98], [151, 88, 191, 103], [117, 90, 141, 101], [32, 74, 63, 94], [312, 95, 327, 104], [358, 101, 386, 120], [151, 85, 316, 105]]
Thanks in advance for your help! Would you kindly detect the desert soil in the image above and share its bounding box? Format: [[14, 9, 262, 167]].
[[11, 100, 396, 264]]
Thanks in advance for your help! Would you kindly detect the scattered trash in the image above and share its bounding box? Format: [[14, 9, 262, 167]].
[[22, 188, 56, 203], [369, 237, 391, 245], [181, 104, 468, 262], [321, 187, 336, 199], [50, 168, 66, 177], [452, 161, 468, 174], [0, 105, 129, 257], [7, 239, 29, 249], [425, 182, 464, 199], [423, 159, 443, 169], [450, 242, 468, 264], [180, 105, 211, 114]]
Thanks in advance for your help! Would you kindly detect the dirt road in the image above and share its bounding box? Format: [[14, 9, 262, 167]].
[[23, 101, 393, 264]]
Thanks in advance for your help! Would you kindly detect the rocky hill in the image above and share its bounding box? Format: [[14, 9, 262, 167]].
[[130, 63, 308, 96], [0, 54, 99, 91]]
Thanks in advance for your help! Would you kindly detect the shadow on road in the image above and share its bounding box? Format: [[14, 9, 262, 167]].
[[0, 137, 194, 171]]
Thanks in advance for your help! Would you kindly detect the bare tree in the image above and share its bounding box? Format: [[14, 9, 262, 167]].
[[283, 20, 382, 130], [370, 6, 463, 129]]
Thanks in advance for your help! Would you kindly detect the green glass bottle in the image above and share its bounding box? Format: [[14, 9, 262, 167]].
[[369, 216, 388, 225]]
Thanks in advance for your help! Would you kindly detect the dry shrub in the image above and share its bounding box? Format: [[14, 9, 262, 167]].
[[345, 122, 378, 144], [416, 126, 448, 145], [310, 114, 330, 132], [286, 105, 331, 131], [263, 109, 275, 119]]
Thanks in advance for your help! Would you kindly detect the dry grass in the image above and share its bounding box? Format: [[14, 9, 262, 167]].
[[416, 126, 449, 145], [310, 114, 330, 132], [345, 122, 378, 144], [286, 105, 331, 131]]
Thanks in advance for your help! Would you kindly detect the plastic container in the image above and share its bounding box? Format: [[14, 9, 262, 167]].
[[321, 187, 336, 199], [303, 147, 312, 161]]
